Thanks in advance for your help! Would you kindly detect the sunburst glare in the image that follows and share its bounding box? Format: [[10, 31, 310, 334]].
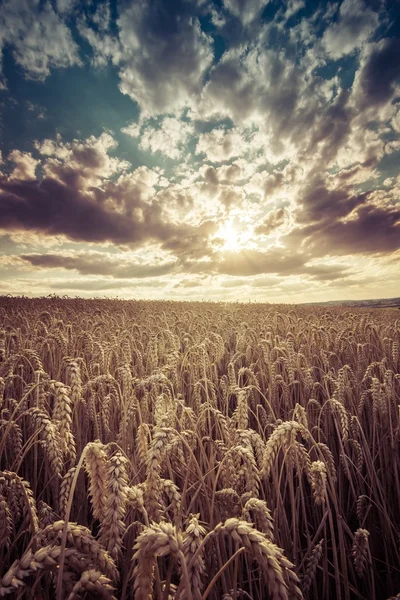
[[215, 219, 253, 252]]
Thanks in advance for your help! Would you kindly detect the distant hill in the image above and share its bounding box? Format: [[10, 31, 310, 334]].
[[304, 297, 400, 308]]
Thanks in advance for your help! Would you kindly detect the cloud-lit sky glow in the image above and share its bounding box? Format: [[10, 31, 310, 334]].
[[0, 0, 399, 302]]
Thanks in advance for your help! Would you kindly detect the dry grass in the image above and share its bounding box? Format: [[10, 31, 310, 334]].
[[0, 296, 399, 599]]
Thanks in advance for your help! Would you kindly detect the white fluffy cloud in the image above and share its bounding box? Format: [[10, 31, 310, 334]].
[[8, 151, 39, 180], [35, 132, 129, 187], [0, 0, 81, 81], [139, 118, 194, 160], [322, 0, 380, 59]]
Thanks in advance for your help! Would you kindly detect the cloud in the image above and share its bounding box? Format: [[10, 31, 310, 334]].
[[286, 176, 400, 259], [303, 263, 352, 281], [121, 122, 141, 138], [214, 248, 353, 281], [196, 127, 253, 162], [91, 1, 111, 31], [113, 0, 213, 114], [297, 173, 365, 224], [353, 37, 400, 111], [217, 248, 306, 276], [18, 245, 350, 283], [220, 277, 252, 288], [0, 176, 140, 244], [50, 279, 130, 292], [255, 207, 288, 235], [198, 40, 341, 165], [174, 277, 208, 289], [20, 251, 177, 279], [261, 170, 287, 198], [56, 0, 79, 15], [0, 230, 65, 250], [0, 0, 399, 302], [322, 0, 380, 59], [0, 0, 81, 81], [333, 121, 386, 171], [160, 220, 219, 259], [331, 163, 378, 185], [282, 0, 305, 21], [302, 87, 353, 168], [0, 133, 158, 245], [199, 164, 244, 190], [392, 108, 400, 133], [8, 151, 39, 180], [222, 0, 271, 26], [299, 202, 400, 256], [35, 132, 129, 187], [48, 278, 166, 292], [0, 132, 223, 257], [77, 11, 122, 68], [138, 117, 194, 159], [249, 274, 283, 288]]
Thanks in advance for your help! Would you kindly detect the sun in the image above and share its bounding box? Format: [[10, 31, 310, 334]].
[[218, 220, 241, 252], [216, 219, 255, 252]]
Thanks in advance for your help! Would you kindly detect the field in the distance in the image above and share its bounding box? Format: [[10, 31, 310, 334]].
[[0, 296, 399, 600]]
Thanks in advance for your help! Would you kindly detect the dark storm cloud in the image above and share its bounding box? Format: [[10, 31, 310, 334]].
[[114, 0, 213, 113], [0, 177, 139, 244], [300, 203, 400, 256], [297, 174, 367, 224], [0, 172, 205, 250], [356, 38, 400, 109], [288, 161, 400, 258], [304, 88, 353, 167], [20, 252, 177, 279]]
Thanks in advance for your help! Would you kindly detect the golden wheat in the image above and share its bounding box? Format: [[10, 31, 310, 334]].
[[0, 296, 398, 599]]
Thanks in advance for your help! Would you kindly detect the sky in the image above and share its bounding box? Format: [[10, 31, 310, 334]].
[[0, 0, 399, 303]]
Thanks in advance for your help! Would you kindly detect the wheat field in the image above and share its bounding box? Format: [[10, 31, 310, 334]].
[[0, 296, 399, 600]]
